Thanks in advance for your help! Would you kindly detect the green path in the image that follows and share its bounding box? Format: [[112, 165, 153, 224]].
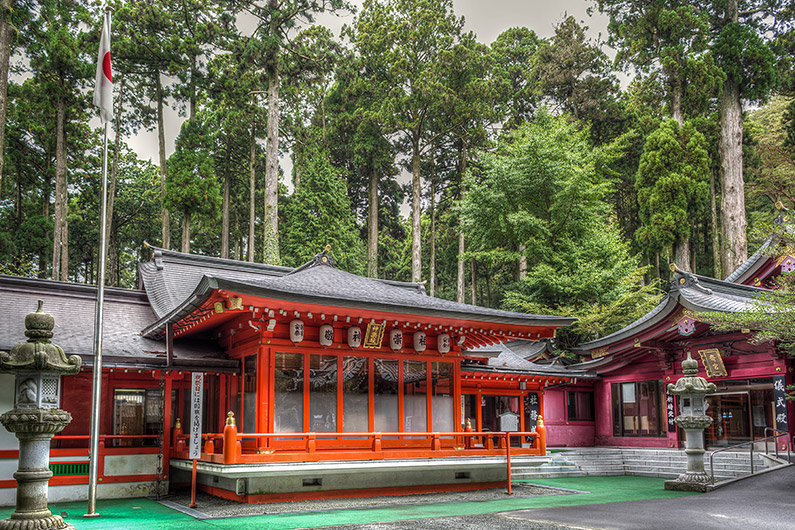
[[0, 477, 699, 529]]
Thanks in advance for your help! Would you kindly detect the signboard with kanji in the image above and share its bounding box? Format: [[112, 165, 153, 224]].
[[666, 389, 677, 432], [363, 321, 385, 349], [524, 393, 540, 432], [698, 348, 727, 378], [189, 372, 204, 460], [773, 375, 789, 431]]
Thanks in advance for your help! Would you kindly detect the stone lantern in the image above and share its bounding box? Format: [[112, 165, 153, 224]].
[[0, 301, 81, 529], [664, 352, 717, 492]]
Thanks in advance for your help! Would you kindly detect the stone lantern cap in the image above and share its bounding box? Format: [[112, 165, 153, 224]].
[[666, 353, 716, 396], [0, 301, 81, 375]]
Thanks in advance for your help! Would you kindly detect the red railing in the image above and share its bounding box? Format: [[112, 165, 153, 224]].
[[173, 426, 547, 495]]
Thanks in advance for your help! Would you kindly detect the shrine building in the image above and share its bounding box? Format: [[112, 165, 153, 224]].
[[0, 246, 585, 504]]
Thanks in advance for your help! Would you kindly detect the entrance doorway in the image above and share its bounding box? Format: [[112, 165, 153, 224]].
[[705, 392, 751, 447], [482, 395, 521, 446]]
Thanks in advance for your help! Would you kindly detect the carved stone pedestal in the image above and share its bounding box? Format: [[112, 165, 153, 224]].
[[0, 303, 81, 529], [0, 409, 74, 530]]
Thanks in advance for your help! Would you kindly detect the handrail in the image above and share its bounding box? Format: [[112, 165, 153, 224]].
[[763, 428, 791, 461], [708, 431, 790, 482]]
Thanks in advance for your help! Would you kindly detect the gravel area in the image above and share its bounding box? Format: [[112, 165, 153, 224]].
[[325, 514, 593, 530], [164, 483, 573, 519]]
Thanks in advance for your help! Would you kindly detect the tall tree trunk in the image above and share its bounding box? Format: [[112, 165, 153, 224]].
[[222, 164, 230, 259], [519, 244, 527, 280], [367, 168, 378, 278], [410, 142, 421, 283], [675, 236, 691, 272], [263, 64, 280, 265], [719, 79, 747, 276], [671, 83, 683, 125], [470, 260, 476, 305], [106, 79, 125, 286], [457, 233, 465, 303], [189, 54, 197, 122], [52, 94, 67, 280], [248, 115, 256, 262], [429, 178, 436, 297], [719, 0, 747, 276], [157, 74, 170, 249], [710, 169, 721, 278], [60, 214, 68, 282], [457, 141, 467, 302], [181, 211, 191, 253], [0, 0, 11, 193]]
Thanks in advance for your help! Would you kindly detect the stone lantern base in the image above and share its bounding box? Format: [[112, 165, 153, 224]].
[[0, 409, 75, 530]]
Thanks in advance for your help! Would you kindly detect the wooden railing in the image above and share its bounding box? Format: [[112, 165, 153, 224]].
[[171, 423, 547, 466]]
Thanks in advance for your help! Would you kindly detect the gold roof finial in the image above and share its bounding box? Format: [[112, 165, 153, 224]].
[[775, 200, 784, 211], [669, 263, 678, 273], [325, 244, 331, 252]]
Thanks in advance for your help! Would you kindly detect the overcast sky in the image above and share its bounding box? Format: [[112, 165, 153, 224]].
[[125, 1, 610, 170]]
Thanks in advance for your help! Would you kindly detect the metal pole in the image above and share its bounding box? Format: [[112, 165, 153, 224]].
[[86, 39, 111, 514], [190, 459, 198, 508], [505, 433, 512, 495]]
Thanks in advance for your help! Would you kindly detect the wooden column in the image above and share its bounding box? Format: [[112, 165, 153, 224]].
[[162, 371, 173, 483]]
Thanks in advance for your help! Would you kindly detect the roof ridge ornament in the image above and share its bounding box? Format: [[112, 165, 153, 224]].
[[672, 271, 713, 295]]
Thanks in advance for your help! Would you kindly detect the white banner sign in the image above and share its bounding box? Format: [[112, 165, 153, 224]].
[[189, 372, 204, 460]]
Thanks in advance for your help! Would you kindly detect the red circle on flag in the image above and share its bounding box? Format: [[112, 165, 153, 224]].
[[103, 52, 112, 83]]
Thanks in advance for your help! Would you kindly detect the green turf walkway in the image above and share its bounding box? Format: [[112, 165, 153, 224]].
[[0, 477, 699, 529]]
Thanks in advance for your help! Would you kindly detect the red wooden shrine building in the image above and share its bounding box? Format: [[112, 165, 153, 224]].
[[0, 247, 584, 504], [540, 232, 795, 451]]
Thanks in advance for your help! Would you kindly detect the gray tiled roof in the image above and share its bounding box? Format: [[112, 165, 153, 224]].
[[142, 253, 575, 338], [724, 238, 771, 283], [577, 271, 767, 352], [139, 246, 293, 318], [461, 343, 595, 378], [0, 275, 233, 371]]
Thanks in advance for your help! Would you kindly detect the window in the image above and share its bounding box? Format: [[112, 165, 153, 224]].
[[274, 352, 304, 432], [374, 359, 399, 432], [309, 354, 337, 432], [566, 391, 594, 421], [404, 360, 427, 432], [243, 355, 257, 433], [431, 362, 454, 432], [612, 380, 665, 437], [342, 356, 369, 432], [113, 388, 161, 447]]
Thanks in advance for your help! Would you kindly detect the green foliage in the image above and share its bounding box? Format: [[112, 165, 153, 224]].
[[458, 110, 651, 348], [280, 140, 366, 274], [635, 119, 710, 252], [704, 231, 795, 359], [165, 118, 222, 221], [712, 22, 778, 103]]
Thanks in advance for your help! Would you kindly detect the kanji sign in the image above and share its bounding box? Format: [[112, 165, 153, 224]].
[[189, 372, 204, 460], [698, 348, 727, 378], [363, 321, 385, 349]]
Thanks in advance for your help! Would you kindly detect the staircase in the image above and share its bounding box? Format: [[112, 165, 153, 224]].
[[510, 447, 774, 482]]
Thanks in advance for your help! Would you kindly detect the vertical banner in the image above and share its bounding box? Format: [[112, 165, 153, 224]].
[[666, 389, 677, 432], [773, 375, 789, 431], [524, 393, 540, 432], [190, 372, 204, 460]]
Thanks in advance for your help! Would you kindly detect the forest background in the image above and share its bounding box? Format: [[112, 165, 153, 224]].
[[0, 0, 793, 353]]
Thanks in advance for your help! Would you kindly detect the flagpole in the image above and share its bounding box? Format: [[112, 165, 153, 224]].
[[86, 6, 112, 518]]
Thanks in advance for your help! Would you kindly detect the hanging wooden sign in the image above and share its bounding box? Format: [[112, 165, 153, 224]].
[[363, 321, 385, 349], [698, 348, 727, 378]]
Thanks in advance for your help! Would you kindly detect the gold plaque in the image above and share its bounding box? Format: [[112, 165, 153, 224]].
[[591, 348, 609, 359], [228, 297, 243, 310], [213, 302, 224, 314], [698, 348, 727, 378], [363, 321, 386, 349]]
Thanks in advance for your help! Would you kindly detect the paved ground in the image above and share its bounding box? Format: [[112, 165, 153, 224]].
[[0, 467, 791, 529]]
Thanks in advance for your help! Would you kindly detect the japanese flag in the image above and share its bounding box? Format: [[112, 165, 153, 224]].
[[93, 13, 113, 124]]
